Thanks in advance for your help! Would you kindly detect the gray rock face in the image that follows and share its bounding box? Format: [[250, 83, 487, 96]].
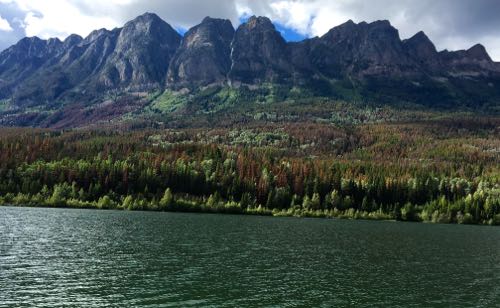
[[10, 28, 121, 103], [228, 16, 292, 85], [403, 31, 440, 71], [167, 17, 234, 88], [0, 37, 64, 98], [63, 34, 83, 49], [440, 44, 499, 76], [0, 13, 181, 103], [305, 20, 419, 78], [0, 13, 499, 108], [100, 13, 181, 90]]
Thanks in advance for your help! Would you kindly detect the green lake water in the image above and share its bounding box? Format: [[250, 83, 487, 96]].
[[1, 206, 499, 307]]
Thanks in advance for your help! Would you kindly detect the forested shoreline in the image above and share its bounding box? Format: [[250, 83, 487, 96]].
[[0, 118, 499, 225]]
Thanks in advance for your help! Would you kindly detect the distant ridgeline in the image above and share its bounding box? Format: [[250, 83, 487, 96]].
[[0, 13, 500, 127]]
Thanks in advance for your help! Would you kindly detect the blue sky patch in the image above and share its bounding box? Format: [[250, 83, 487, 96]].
[[274, 23, 307, 42]]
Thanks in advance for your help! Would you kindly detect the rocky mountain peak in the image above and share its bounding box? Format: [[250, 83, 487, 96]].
[[7, 37, 58, 57], [439, 43, 495, 74], [245, 16, 275, 30], [183, 16, 234, 49], [167, 16, 234, 88], [46, 38, 63, 49], [314, 19, 411, 77], [403, 31, 439, 69], [229, 15, 291, 84], [130, 12, 162, 23], [466, 44, 492, 62], [323, 19, 395, 39], [96, 12, 181, 90], [17, 36, 45, 47], [363, 20, 400, 41], [0, 36, 64, 70], [120, 12, 177, 38], [63, 34, 83, 49], [116, 11, 180, 50], [404, 31, 435, 49], [83, 28, 118, 45], [368, 20, 392, 28]]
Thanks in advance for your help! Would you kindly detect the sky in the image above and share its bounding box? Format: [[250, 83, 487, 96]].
[[0, 0, 499, 61]]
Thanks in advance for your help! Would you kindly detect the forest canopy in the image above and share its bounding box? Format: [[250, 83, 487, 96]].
[[0, 115, 499, 225]]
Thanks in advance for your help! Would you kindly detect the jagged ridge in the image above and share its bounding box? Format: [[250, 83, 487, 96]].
[[0, 13, 499, 117]]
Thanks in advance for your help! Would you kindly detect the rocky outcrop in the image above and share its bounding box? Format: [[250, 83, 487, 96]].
[[167, 17, 234, 88], [305, 20, 419, 78], [440, 44, 499, 76], [0, 13, 181, 103], [0, 37, 64, 97], [403, 31, 440, 71], [228, 16, 292, 85], [100, 13, 181, 90]]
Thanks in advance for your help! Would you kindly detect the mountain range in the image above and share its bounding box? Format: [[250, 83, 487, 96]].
[[0, 12, 499, 127]]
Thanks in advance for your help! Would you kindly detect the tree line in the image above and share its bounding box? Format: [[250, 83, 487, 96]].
[[0, 126, 498, 225]]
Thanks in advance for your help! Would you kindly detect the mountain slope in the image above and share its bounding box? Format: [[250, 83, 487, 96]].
[[228, 16, 292, 85], [100, 13, 181, 91], [0, 14, 499, 127], [167, 17, 234, 89], [1, 13, 181, 106]]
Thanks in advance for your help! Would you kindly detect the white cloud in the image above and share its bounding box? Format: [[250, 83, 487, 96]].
[[8, 0, 122, 39], [0, 14, 12, 31], [267, 1, 349, 37], [1, 0, 243, 39]]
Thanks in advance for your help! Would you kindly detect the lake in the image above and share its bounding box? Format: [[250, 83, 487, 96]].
[[0, 206, 499, 307]]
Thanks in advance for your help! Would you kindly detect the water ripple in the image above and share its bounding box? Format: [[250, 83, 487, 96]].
[[0, 207, 499, 307]]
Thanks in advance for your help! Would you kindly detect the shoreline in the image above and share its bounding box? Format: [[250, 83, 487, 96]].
[[2, 203, 498, 226]]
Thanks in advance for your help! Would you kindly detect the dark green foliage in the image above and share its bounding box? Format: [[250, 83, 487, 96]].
[[0, 116, 498, 225]]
